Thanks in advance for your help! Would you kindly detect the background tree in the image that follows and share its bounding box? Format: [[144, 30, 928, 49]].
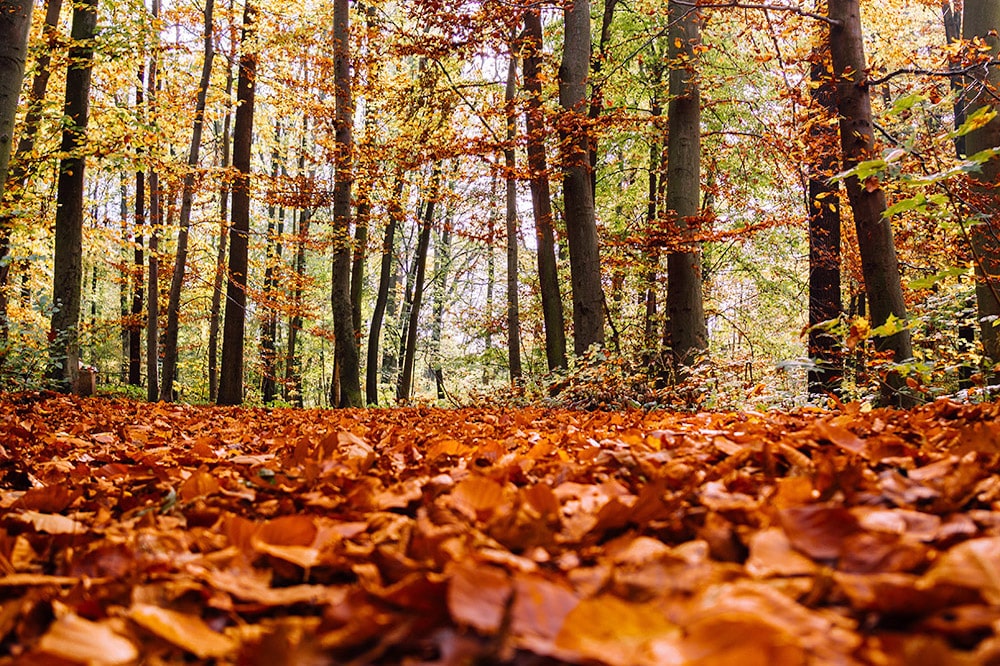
[[49, 0, 98, 391], [0, 0, 33, 202]]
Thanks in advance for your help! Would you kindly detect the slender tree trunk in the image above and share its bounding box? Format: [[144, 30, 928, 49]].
[[828, 0, 913, 405], [208, 67, 233, 402], [964, 0, 1000, 372], [161, 0, 215, 401], [665, 0, 707, 371], [505, 51, 522, 381], [483, 213, 494, 383], [397, 166, 439, 402], [643, 63, 664, 356], [431, 225, 450, 400], [0, 0, 32, 203], [129, 67, 145, 387], [523, 10, 566, 371], [942, 1, 966, 158], [352, 189, 368, 340], [260, 124, 282, 404], [2, 0, 63, 344], [807, 54, 843, 396], [218, 0, 257, 406], [49, 0, 97, 392], [366, 177, 403, 405], [145, 0, 161, 401], [285, 206, 310, 407], [559, 0, 604, 356], [587, 0, 618, 197], [330, 0, 361, 407]]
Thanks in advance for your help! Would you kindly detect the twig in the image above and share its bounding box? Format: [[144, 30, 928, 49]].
[[671, 0, 841, 26]]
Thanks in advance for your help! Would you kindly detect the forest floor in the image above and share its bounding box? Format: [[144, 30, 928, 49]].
[[1, 393, 1000, 664]]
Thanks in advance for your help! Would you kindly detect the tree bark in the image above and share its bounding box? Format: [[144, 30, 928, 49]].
[[828, 0, 914, 405], [285, 205, 310, 407], [218, 0, 257, 406], [963, 0, 1000, 370], [431, 225, 450, 400], [260, 123, 282, 404], [523, 10, 567, 371], [129, 67, 145, 387], [145, 0, 160, 402], [559, 0, 604, 356], [48, 0, 97, 392], [1, 0, 63, 344], [807, 54, 843, 397], [330, 0, 361, 407], [942, 1, 966, 158], [208, 66, 233, 403], [0, 0, 32, 203], [587, 0, 618, 197], [397, 166, 439, 402], [665, 0, 707, 371], [366, 177, 403, 405], [161, 0, 215, 401], [505, 51, 522, 381]]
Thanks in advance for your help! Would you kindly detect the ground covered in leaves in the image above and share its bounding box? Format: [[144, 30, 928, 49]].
[[2, 395, 1000, 664]]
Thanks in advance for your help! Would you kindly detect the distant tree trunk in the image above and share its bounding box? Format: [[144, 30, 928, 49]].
[[161, 0, 215, 401], [352, 188, 368, 340], [505, 51, 522, 381], [129, 68, 145, 387], [0, 0, 32, 203], [964, 0, 1000, 372], [431, 225, 451, 400], [260, 124, 282, 404], [218, 0, 257, 406], [523, 10, 566, 371], [559, 0, 604, 356], [397, 166, 439, 402], [330, 0, 361, 407], [207, 67, 234, 403], [366, 177, 403, 405], [2, 0, 63, 344], [807, 54, 843, 397], [285, 205, 310, 407], [942, 1, 966, 158], [483, 211, 495, 383], [48, 0, 97, 392], [587, 0, 618, 197], [381, 220, 400, 385], [828, 0, 913, 405], [665, 0, 707, 371], [643, 61, 664, 356], [145, 0, 160, 401]]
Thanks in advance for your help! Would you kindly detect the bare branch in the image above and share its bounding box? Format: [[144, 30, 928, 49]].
[[867, 59, 1000, 86], [671, 0, 842, 26]]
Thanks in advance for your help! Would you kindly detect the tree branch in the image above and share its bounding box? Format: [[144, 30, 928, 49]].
[[670, 0, 841, 26], [868, 59, 1000, 86]]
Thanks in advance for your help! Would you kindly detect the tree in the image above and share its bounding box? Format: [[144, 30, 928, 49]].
[[160, 0, 215, 401], [522, 9, 566, 371], [49, 0, 98, 391], [964, 0, 1000, 369], [807, 51, 843, 396], [559, 0, 604, 356], [330, 0, 362, 407], [145, 0, 160, 402], [505, 51, 522, 381], [218, 0, 257, 406], [0, 0, 32, 203], [828, 0, 913, 404], [665, 0, 707, 370], [207, 66, 234, 402], [366, 177, 403, 405]]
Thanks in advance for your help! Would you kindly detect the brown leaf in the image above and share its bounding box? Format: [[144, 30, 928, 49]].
[[129, 603, 235, 658], [38, 613, 137, 664]]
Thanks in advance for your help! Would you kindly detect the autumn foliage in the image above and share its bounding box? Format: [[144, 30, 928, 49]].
[[2, 395, 1000, 663]]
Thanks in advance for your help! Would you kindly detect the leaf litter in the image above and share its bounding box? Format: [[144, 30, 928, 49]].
[[1, 394, 1000, 664]]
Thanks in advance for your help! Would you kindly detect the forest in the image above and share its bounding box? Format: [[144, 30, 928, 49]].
[[0, 0, 998, 410]]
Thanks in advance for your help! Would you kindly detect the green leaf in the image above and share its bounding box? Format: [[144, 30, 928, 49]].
[[907, 266, 966, 290], [887, 92, 925, 115], [831, 158, 887, 184], [948, 105, 998, 139], [884, 193, 928, 218], [870, 314, 908, 338]]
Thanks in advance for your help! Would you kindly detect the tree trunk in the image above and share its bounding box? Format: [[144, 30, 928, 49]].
[[431, 225, 450, 400], [366, 177, 403, 405], [145, 0, 160, 401], [285, 206, 310, 407], [161, 0, 215, 402], [587, 0, 618, 197], [523, 10, 566, 371], [331, 0, 361, 407], [964, 0, 1000, 371], [828, 0, 913, 405], [942, 1, 966, 158], [352, 189, 368, 341], [260, 124, 282, 404], [397, 166, 439, 402], [218, 0, 257, 406], [208, 66, 233, 402], [2, 0, 64, 344], [643, 61, 664, 357], [807, 54, 843, 397], [0, 0, 32, 203], [129, 68, 145, 387], [559, 0, 604, 356], [49, 0, 97, 392], [665, 0, 707, 371], [505, 51, 522, 381]]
